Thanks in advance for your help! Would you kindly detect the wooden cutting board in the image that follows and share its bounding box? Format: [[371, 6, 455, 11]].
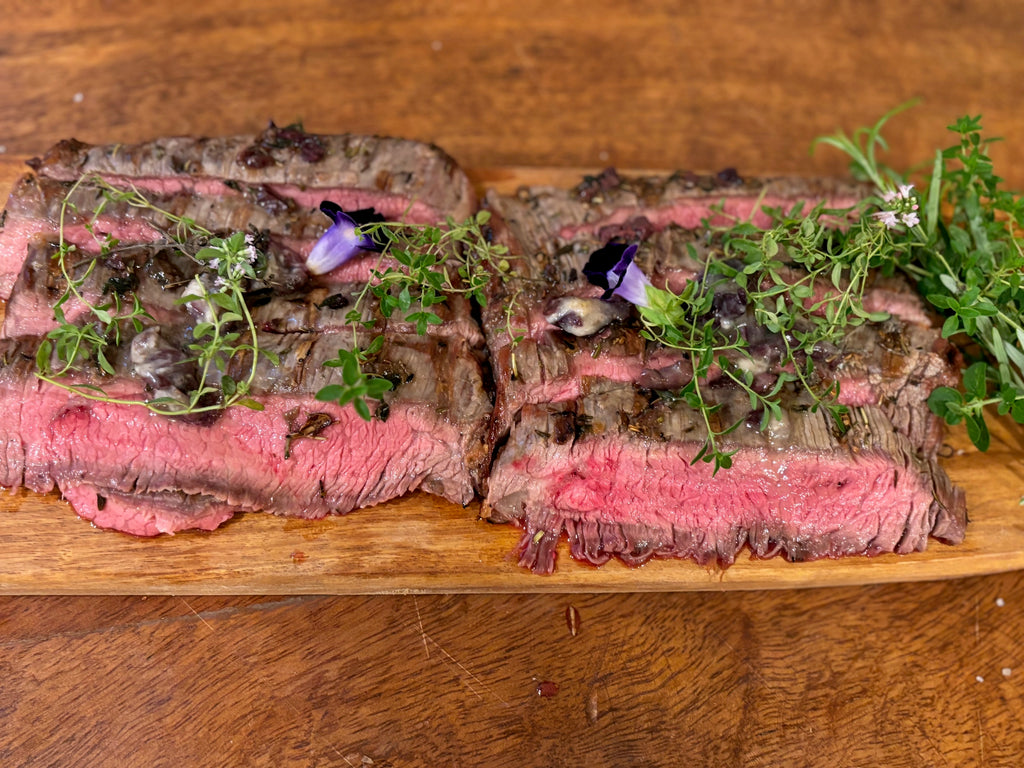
[[1, 159, 1022, 594]]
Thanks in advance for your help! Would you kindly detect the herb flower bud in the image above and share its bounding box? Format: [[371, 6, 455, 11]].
[[874, 184, 920, 229]]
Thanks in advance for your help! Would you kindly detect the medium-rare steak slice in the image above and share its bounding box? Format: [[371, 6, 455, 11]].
[[1, 326, 491, 536], [479, 174, 966, 571], [489, 168, 865, 248], [484, 384, 966, 574], [2, 127, 476, 303], [28, 124, 476, 224]]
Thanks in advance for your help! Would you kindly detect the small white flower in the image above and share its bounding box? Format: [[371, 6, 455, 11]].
[[214, 277, 229, 292], [207, 257, 221, 270], [243, 245, 258, 264], [873, 210, 900, 229], [875, 183, 919, 230]]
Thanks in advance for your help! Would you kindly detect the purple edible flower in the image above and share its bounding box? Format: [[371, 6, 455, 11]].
[[582, 242, 653, 308], [305, 202, 385, 275]]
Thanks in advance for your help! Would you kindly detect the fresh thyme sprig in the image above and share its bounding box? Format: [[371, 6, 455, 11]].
[[626, 206, 893, 472], [817, 107, 1024, 450], [35, 175, 278, 415], [313, 210, 513, 419]]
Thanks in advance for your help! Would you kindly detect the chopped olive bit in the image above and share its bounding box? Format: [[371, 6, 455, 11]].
[[35, 175, 279, 415], [818, 104, 1024, 450], [312, 208, 519, 421]]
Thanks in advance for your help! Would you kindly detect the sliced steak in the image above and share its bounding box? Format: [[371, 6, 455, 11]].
[[484, 384, 966, 574], [480, 218, 958, 455], [1, 327, 491, 536], [28, 125, 476, 225], [479, 175, 965, 572], [489, 169, 865, 250]]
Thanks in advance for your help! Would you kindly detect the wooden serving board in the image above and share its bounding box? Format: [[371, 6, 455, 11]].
[[1, 159, 1023, 594]]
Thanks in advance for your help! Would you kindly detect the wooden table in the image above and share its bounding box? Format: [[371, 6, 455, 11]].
[[3, 2, 1024, 765]]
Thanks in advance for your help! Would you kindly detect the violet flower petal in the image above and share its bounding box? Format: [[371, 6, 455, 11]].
[[582, 242, 652, 307], [611, 261, 653, 308], [306, 202, 383, 275]]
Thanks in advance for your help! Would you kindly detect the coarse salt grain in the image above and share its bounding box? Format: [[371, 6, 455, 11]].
[[73, 92, 84, 103], [996, 598, 1006, 607], [1002, 668, 1012, 678], [976, 675, 985, 683]]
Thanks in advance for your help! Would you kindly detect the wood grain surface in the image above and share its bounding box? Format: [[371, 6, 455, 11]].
[[4, 1, 1024, 765]]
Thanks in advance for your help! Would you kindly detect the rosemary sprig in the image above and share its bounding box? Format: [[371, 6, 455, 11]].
[[35, 176, 278, 415]]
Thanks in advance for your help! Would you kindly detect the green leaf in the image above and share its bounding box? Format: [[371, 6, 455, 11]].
[[96, 348, 115, 375], [315, 384, 346, 402], [397, 285, 412, 312], [211, 293, 237, 310], [927, 386, 963, 420], [35, 340, 53, 374], [941, 314, 960, 338], [353, 398, 372, 421], [342, 356, 360, 386], [962, 361, 988, 399], [365, 377, 394, 398], [965, 413, 991, 452], [925, 149, 943, 240]]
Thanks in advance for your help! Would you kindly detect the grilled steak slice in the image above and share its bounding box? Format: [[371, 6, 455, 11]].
[[488, 169, 864, 247], [487, 387, 966, 573], [1, 327, 491, 535], [59, 484, 238, 536], [484, 385, 966, 574], [480, 218, 958, 455], [479, 175, 966, 572], [28, 125, 476, 224]]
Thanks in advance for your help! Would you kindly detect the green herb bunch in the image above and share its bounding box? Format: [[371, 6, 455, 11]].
[[627, 204, 895, 472], [36, 175, 278, 414], [314, 210, 512, 418], [816, 105, 1024, 450]]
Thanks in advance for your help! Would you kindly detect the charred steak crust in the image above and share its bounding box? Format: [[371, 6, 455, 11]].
[[27, 127, 476, 223]]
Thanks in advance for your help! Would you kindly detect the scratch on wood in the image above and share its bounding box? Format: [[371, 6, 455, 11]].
[[179, 597, 215, 632], [975, 599, 981, 645], [422, 631, 510, 707], [414, 596, 429, 659]]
